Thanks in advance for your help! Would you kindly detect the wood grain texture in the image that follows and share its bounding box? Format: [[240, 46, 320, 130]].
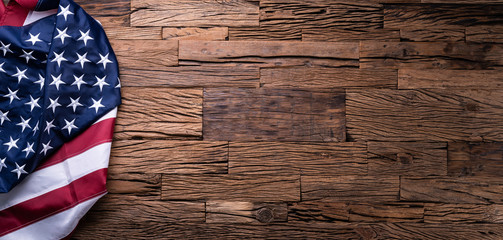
[[422, 0, 503, 3], [260, 68, 397, 88], [448, 142, 503, 177], [161, 174, 300, 201], [110, 40, 178, 69], [400, 177, 503, 204], [424, 203, 503, 223], [228, 142, 367, 175], [303, 29, 399, 42], [346, 89, 503, 141], [349, 203, 424, 222], [162, 27, 228, 41], [106, 173, 161, 196], [398, 69, 503, 89], [104, 27, 162, 40], [288, 201, 349, 222], [204, 88, 346, 142], [206, 201, 288, 223], [367, 142, 447, 176], [130, 0, 259, 27], [301, 176, 399, 202], [400, 29, 465, 42], [115, 87, 202, 140], [467, 27, 503, 43], [229, 27, 301, 41]]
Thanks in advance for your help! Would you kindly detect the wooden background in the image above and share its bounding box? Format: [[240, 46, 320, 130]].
[[69, 0, 503, 239]]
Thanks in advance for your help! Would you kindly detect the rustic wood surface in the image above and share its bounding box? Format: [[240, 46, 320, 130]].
[[70, 0, 503, 239]]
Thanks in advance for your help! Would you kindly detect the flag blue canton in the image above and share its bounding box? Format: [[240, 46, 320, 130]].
[[0, 0, 121, 193]]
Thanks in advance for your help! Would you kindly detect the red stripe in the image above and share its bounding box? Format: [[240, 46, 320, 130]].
[[37, 118, 116, 170], [0, 168, 108, 236], [0, 0, 29, 26]]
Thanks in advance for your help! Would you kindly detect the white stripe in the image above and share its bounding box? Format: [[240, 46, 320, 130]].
[[0, 143, 111, 211], [23, 9, 58, 26], [96, 107, 117, 124], [0, 193, 106, 240]]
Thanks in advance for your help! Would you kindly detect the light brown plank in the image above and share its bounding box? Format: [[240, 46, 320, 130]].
[[401, 177, 503, 204], [130, 0, 259, 27], [229, 27, 301, 41], [106, 173, 161, 196], [162, 27, 228, 41], [204, 88, 345, 142], [398, 69, 503, 89], [400, 29, 465, 42], [178, 41, 359, 68], [94, 15, 129, 28], [260, 68, 397, 89], [349, 203, 424, 222], [302, 176, 399, 202], [111, 40, 178, 70], [448, 142, 503, 177], [161, 174, 300, 201], [288, 201, 349, 223], [228, 142, 366, 175], [76, 0, 130, 17], [367, 142, 447, 176], [346, 89, 503, 141], [424, 203, 503, 223], [115, 87, 202, 140], [206, 201, 288, 223], [302, 29, 400, 42], [104, 27, 162, 40], [109, 140, 227, 175], [467, 27, 503, 43]]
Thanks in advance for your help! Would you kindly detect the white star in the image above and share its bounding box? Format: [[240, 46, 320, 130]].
[[33, 121, 39, 136], [97, 53, 112, 69], [20, 49, 37, 63], [67, 97, 83, 112], [3, 88, 20, 104], [0, 158, 6, 172], [44, 120, 56, 134], [0, 62, 5, 73], [62, 118, 78, 135], [54, 27, 71, 44], [74, 52, 91, 68], [0, 110, 9, 125], [116, 77, 121, 88], [11, 163, 27, 179], [47, 97, 62, 113], [26, 33, 42, 46], [93, 75, 109, 92], [89, 98, 105, 113], [78, 30, 93, 46], [41, 140, 53, 155], [57, 4, 74, 21], [22, 142, 35, 157], [25, 95, 41, 111], [72, 74, 86, 90], [16, 116, 31, 132], [4, 136, 19, 151], [0, 41, 13, 56], [12, 67, 28, 83], [50, 73, 65, 90], [35, 74, 45, 90], [51, 51, 68, 67]]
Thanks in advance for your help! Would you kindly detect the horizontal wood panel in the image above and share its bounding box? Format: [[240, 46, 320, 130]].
[[206, 201, 288, 223], [111, 40, 178, 69], [400, 29, 465, 42], [106, 173, 161, 196], [162, 27, 228, 41], [424, 203, 503, 223], [448, 142, 503, 177], [104, 27, 162, 40], [288, 201, 349, 223], [229, 27, 301, 41], [76, 0, 130, 17], [303, 29, 400, 42], [467, 27, 503, 43], [398, 69, 503, 89], [349, 203, 424, 222]]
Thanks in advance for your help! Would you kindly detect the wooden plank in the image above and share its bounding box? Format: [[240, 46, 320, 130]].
[[448, 142, 503, 177], [229, 27, 301, 41], [422, 0, 503, 3], [400, 177, 503, 204], [119, 66, 259, 88], [130, 0, 259, 27], [162, 27, 228, 41], [467, 27, 503, 43], [384, 4, 503, 29], [398, 69, 503, 89], [349, 203, 424, 222], [204, 88, 346, 142], [206, 201, 288, 223], [76, 0, 130, 17], [109, 140, 227, 175], [400, 29, 465, 42], [346, 89, 503, 141], [106, 173, 161, 196], [115, 87, 202, 140], [360, 42, 503, 69], [104, 27, 162, 40], [288, 201, 349, 222], [302, 29, 399, 42], [110, 40, 178, 70], [424, 203, 503, 223], [260, 68, 397, 89], [94, 15, 129, 28], [178, 40, 359, 68], [367, 142, 447, 176], [161, 174, 300, 201], [301, 176, 399, 202], [228, 142, 367, 175]]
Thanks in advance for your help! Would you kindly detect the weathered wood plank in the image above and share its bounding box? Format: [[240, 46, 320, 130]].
[[94, 15, 129, 28], [302, 176, 399, 202], [398, 69, 503, 89], [288, 201, 349, 222], [448, 142, 503, 177], [367, 142, 447, 176], [76, 0, 130, 17], [178, 41, 359, 68], [104, 27, 162, 40], [206, 201, 288, 223], [130, 0, 259, 27], [401, 177, 503, 204], [228, 142, 366, 175], [302, 29, 399, 42], [349, 203, 424, 222], [384, 4, 503, 29], [260, 68, 397, 89], [467, 27, 503, 43], [109, 140, 227, 175], [424, 203, 503, 223], [110, 40, 178, 69], [162, 27, 228, 41], [400, 29, 465, 42], [115, 87, 202, 140], [119, 66, 259, 88], [346, 89, 503, 141], [161, 174, 300, 201], [360, 42, 503, 69], [229, 27, 301, 41], [106, 173, 161, 196], [204, 88, 346, 142]]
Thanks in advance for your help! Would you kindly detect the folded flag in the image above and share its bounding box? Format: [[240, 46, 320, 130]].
[[0, 0, 121, 238]]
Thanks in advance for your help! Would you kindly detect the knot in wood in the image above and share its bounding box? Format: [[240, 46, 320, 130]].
[[256, 207, 274, 223], [397, 153, 413, 164]]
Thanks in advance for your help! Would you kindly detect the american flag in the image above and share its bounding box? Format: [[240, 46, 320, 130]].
[[0, 0, 121, 238]]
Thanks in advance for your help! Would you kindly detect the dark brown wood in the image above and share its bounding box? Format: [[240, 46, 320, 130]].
[[204, 88, 346, 142], [349, 202, 424, 222], [398, 69, 503, 89], [448, 142, 503, 177], [106, 173, 161, 196], [162, 27, 228, 40], [110, 40, 178, 70], [288, 201, 349, 222], [467, 27, 503, 43], [229, 27, 301, 41], [400, 29, 465, 42], [303, 29, 400, 42], [424, 203, 503, 223], [206, 201, 288, 223]]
